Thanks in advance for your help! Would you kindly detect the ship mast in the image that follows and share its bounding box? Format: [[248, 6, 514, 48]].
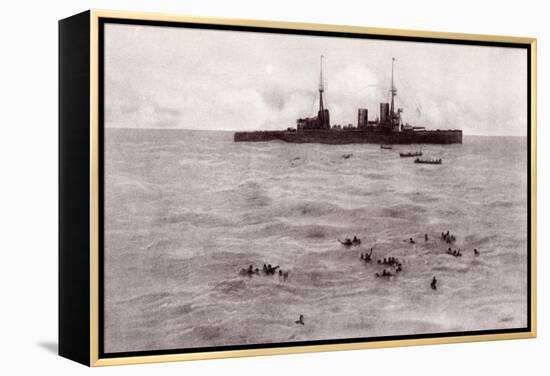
[[319, 55, 325, 113], [390, 57, 397, 127], [316, 55, 330, 129]]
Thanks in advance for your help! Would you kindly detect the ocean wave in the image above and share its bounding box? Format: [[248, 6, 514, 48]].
[[103, 129, 529, 352]]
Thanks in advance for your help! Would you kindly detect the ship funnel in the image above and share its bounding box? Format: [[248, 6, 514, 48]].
[[380, 103, 390, 124]]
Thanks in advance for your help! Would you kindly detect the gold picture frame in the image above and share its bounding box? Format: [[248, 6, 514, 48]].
[[59, 9, 537, 367]]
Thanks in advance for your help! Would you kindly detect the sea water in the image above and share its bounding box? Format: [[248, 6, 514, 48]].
[[103, 129, 528, 353]]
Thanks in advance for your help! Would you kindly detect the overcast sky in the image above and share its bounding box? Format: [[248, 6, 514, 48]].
[[104, 23, 527, 136]]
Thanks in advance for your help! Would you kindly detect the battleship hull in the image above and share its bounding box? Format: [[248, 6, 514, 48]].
[[234, 129, 462, 144]]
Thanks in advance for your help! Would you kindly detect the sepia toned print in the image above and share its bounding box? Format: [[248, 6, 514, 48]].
[[102, 22, 529, 354]]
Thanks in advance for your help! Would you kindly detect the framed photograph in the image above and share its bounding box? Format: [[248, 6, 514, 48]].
[[59, 10, 537, 366]]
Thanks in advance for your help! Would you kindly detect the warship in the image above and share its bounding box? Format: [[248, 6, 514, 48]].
[[234, 57, 462, 144]]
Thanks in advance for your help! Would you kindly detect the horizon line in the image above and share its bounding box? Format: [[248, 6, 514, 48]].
[[104, 127, 527, 138]]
